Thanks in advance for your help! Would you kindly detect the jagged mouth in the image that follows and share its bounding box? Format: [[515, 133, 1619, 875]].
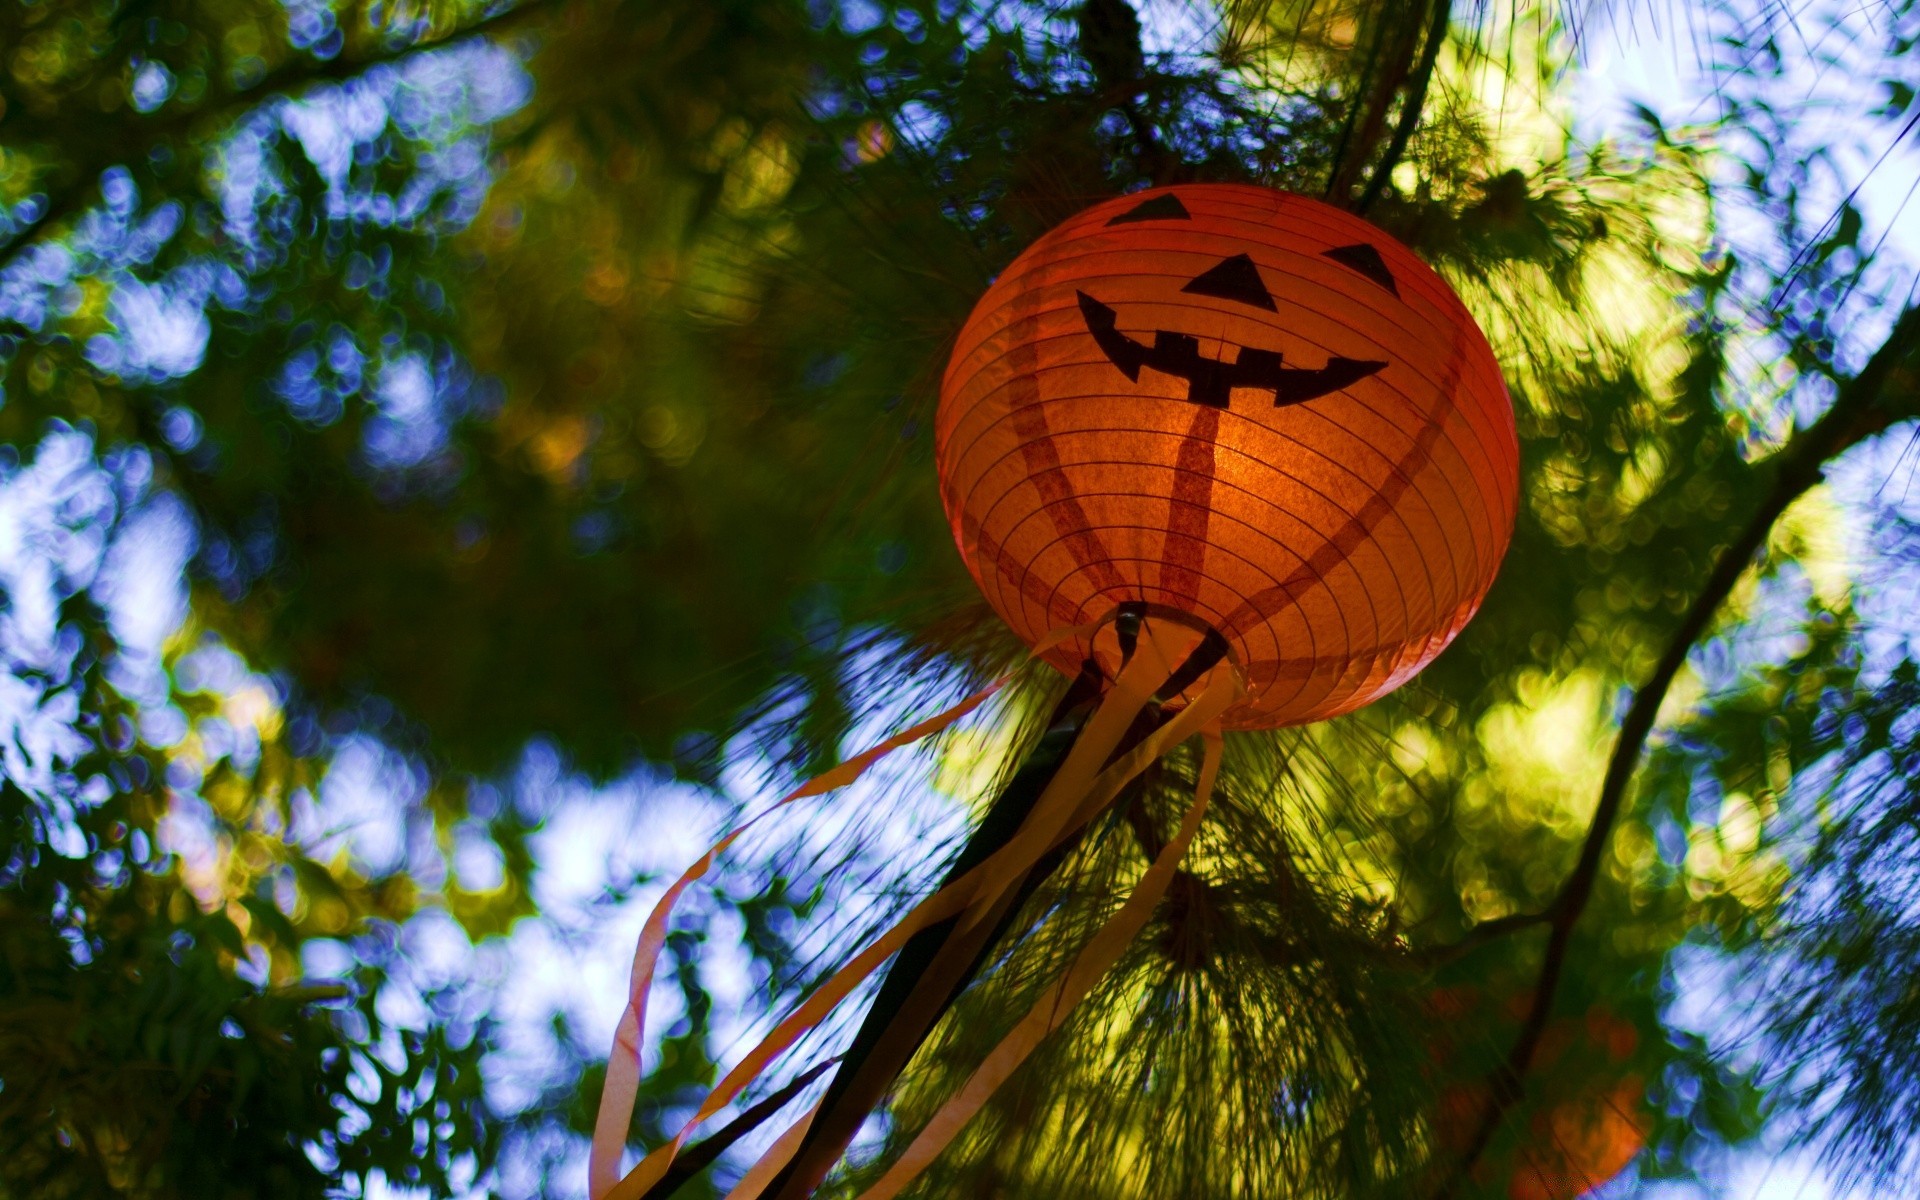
[[1076, 290, 1385, 410]]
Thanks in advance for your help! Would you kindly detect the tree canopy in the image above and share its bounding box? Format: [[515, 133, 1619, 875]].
[[2, 0, 1918, 1197]]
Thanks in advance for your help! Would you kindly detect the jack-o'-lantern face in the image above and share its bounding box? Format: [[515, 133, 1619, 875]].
[[937, 184, 1519, 729], [1076, 232, 1392, 411]]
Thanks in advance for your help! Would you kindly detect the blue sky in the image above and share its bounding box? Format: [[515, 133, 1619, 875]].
[[8, 2, 1919, 1195], [1571, 4, 1915, 1196]]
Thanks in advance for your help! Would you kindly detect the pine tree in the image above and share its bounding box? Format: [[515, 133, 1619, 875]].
[[1, 0, 1917, 1196]]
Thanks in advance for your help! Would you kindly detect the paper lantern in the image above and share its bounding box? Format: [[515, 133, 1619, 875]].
[[593, 186, 1522, 1200], [938, 183, 1518, 728]]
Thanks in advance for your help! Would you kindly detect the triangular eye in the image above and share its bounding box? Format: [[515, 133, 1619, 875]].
[[1181, 253, 1276, 311], [1321, 243, 1399, 296], [1108, 193, 1191, 225]]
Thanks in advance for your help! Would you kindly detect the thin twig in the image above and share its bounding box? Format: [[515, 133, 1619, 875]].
[[1409, 907, 1552, 966], [1433, 305, 1920, 1198]]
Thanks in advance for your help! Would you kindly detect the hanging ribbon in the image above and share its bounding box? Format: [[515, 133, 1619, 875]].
[[591, 676, 1005, 1199], [596, 618, 1239, 1200], [720, 1101, 820, 1200], [592, 624, 1107, 1200], [854, 678, 1235, 1200], [601, 636, 1170, 1200]]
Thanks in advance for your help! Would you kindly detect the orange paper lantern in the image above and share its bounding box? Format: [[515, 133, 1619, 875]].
[[596, 187, 1522, 1200], [938, 184, 1519, 727]]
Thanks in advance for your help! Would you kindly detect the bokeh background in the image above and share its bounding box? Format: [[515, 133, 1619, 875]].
[[3, 0, 1919, 1197]]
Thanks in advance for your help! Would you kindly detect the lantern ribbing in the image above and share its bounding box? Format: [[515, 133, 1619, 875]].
[[938, 183, 1517, 727]]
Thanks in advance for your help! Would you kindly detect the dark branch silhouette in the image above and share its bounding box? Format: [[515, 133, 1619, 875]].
[[1357, 0, 1452, 214], [0, 0, 553, 290], [1432, 304, 1920, 1198]]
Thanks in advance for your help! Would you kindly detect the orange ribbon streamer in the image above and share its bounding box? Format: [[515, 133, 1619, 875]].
[[720, 1101, 820, 1200], [854, 674, 1236, 1200], [589, 677, 1008, 1199], [601, 640, 1162, 1200], [592, 625, 1108, 1200], [594, 620, 1235, 1200]]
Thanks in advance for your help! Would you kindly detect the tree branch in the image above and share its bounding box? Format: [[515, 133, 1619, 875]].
[[1325, 0, 1429, 204], [1356, 0, 1449, 214], [1433, 305, 1920, 1198], [0, 0, 555, 284], [1409, 907, 1552, 966]]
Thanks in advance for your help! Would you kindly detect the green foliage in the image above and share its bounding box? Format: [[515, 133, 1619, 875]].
[[0, 432, 501, 1197], [1718, 659, 1920, 1188], [2, 0, 1918, 1196], [0, 601, 496, 1196]]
